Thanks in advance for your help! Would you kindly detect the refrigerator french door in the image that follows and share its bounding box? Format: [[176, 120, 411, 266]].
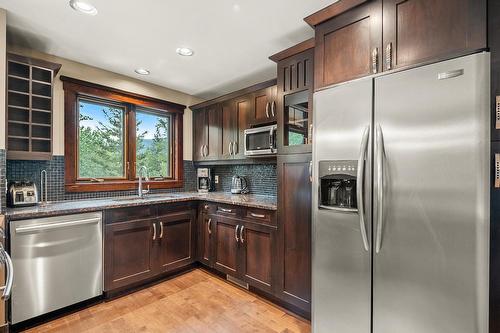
[[312, 52, 490, 333]]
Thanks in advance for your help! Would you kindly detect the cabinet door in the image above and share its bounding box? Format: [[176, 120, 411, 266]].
[[276, 154, 312, 313], [250, 86, 276, 125], [156, 211, 195, 273], [193, 109, 207, 161], [214, 216, 240, 276], [277, 48, 314, 155], [104, 219, 155, 291], [233, 95, 251, 159], [382, 0, 486, 71], [240, 222, 275, 293], [198, 213, 214, 267], [205, 104, 221, 160], [314, 0, 382, 89], [220, 100, 236, 160]]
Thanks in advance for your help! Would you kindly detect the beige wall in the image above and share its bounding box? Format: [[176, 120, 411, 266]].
[[0, 9, 6, 150], [6, 46, 202, 159]]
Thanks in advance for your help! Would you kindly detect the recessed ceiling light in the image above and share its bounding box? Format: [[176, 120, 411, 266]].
[[176, 47, 194, 57], [69, 0, 98, 15], [134, 68, 150, 75]]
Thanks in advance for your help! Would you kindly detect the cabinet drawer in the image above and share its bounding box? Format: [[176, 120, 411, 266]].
[[216, 204, 239, 217], [200, 202, 216, 214], [105, 205, 157, 224], [244, 208, 275, 226]]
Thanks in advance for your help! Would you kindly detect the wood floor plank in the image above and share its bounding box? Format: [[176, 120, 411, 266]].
[[22, 269, 310, 333]]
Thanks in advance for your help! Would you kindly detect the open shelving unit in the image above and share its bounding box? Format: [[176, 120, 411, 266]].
[[6, 53, 61, 160]]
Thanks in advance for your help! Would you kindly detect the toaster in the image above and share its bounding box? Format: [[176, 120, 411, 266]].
[[7, 181, 39, 207]]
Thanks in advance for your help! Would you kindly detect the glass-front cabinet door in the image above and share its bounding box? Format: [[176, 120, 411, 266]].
[[276, 47, 314, 154]]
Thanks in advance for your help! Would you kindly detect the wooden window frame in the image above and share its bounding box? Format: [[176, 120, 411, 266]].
[[61, 76, 185, 193]]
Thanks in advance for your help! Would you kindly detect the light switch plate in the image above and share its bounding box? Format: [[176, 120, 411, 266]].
[[214, 175, 219, 184]]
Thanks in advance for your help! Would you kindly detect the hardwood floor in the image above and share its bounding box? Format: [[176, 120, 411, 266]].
[[22, 269, 311, 333]]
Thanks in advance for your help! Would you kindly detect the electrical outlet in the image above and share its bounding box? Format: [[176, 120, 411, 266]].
[[214, 175, 219, 184]]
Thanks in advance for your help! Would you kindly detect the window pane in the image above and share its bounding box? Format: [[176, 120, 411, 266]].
[[136, 110, 171, 178], [78, 99, 125, 179]]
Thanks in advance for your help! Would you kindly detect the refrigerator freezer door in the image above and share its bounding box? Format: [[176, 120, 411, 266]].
[[373, 53, 490, 333], [312, 77, 373, 333]]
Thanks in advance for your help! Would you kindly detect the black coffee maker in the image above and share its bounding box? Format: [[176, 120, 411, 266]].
[[197, 168, 214, 193]]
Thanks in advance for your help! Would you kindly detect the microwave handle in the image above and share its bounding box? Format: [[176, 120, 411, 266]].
[[269, 127, 276, 149]]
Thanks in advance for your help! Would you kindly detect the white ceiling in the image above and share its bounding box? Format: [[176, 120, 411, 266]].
[[0, 0, 333, 100]]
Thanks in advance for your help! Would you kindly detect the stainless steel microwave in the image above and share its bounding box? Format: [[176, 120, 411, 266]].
[[244, 124, 277, 156]]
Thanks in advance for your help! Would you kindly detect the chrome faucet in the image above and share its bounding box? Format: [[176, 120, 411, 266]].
[[138, 165, 150, 198]]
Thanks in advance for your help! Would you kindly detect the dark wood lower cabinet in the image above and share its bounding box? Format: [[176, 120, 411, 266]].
[[240, 222, 275, 293], [276, 154, 312, 314], [198, 211, 214, 266], [156, 211, 196, 272], [213, 216, 239, 276], [104, 218, 155, 291]]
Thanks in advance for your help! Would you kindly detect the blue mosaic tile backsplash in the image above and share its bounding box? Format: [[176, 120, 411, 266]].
[[5, 156, 277, 203]]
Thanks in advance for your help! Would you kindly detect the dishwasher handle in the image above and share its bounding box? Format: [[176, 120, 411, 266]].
[[0, 245, 13, 300], [15, 217, 101, 234]]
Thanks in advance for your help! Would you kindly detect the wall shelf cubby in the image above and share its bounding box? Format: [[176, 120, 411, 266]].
[[6, 53, 61, 160]]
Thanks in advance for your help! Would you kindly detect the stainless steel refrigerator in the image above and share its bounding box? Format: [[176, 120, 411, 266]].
[[312, 52, 490, 333]]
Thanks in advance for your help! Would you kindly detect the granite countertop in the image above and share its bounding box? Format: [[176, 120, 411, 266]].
[[5, 192, 277, 220]]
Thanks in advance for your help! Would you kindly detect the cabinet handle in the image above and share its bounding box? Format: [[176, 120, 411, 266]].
[[239, 226, 245, 244], [152, 222, 157, 241], [204, 145, 209, 157], [265, 102, 270, 118], [250, 212, 265, 219], [309, 161, 313, 183], [371, 47, 379, 74], [207, 218, 212, 235], [219, 208, 232, 213], [271, 101, 276, 117], [200, 145, 204, 157], [159, 221, 164, 239], [232, 142, 237, 155], [386, 43, 393, 70], [309, 124, 313, 144], [235, 225, 240, 242], [229, 142, 233, 155]]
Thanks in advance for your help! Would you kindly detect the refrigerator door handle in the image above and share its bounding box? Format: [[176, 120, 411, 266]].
[[375, 125, 385, 253], [357, 125, 370, 252]]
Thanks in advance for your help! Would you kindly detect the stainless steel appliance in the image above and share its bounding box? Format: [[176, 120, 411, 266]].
[[312, 53, 490, 333], [231, 175, 248, 194], [7, 181, 39, 207], [197, 168, 214, 193], [244, 124, 277, 156], [10, 212, 103, 324], [0, 215, 13, 331]]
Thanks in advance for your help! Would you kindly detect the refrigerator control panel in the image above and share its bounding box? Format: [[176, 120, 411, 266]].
[[318, 160, 358, 212]]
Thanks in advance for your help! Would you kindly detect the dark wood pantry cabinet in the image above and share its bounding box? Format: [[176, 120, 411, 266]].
[[276, 154, 312, 314], [308, 0, 487, 89]]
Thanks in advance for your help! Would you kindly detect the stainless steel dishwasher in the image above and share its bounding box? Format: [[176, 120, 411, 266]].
[[10, 212, 103, 324]]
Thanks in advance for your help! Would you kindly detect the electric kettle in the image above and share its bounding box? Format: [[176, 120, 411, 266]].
[[231, 175, 248, 194]]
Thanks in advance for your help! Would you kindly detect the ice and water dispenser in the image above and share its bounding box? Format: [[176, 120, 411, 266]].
[[319, 160, 358, 212]]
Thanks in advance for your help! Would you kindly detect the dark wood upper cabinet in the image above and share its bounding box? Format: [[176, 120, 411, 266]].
[[276, 154, 312, 314], [382, 0, 487, 71], [273, 46, 314, 155], [220, 95, 251, 160], [249, 86, 277, 125], [192, 105, 221, 161], [155, 211, 195, 273], [310, 0, 486, 88], [314, 0, 383, 89], [104, 218, 155, 291]]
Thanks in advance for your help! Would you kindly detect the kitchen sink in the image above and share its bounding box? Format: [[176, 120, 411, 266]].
[[111, 194, 181, 202]]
